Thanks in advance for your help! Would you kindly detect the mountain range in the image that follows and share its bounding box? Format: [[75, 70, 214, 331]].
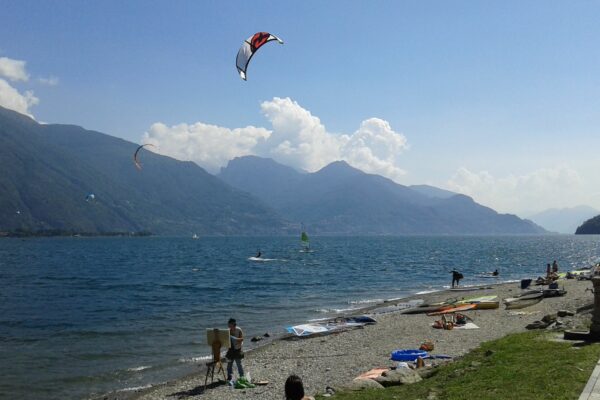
[[219, 156, 545, 235], [0, 106, 286, 235], [527, 206, 600, 234], [576, 215, 600, 235], [0, 106, 546, 236]]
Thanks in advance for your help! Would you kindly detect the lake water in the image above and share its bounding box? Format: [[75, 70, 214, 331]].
[[1, 235, 599, 399]]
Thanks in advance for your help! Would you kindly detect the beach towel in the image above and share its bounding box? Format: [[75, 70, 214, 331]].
[[453, 322, 479, 330]]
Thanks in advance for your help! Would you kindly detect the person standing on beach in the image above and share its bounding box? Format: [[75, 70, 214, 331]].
[[226, 318, 244, 382], [451, 269, 463, 288], [552, 260, 559, 273]]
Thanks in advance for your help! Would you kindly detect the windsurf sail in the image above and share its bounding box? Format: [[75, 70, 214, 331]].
[[301, 231, 309, 250]]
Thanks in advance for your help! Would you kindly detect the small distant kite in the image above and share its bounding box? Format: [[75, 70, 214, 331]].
[[85, 193, 96, 202], [133, 144, 156, 170], [236, 32, 284, 80]]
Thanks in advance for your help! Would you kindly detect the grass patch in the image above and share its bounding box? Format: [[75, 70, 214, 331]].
[[325, 331, 600, 400]]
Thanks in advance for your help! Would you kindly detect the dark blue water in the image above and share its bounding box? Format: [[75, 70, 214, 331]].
[[1, 235, 599, 399]]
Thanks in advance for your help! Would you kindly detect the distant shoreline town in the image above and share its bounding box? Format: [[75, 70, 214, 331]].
[[0, 229, 153, 238]]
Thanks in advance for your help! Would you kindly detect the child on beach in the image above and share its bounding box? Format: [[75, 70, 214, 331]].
[[285, 375, 315, 400], [226, 318, 245, 382]]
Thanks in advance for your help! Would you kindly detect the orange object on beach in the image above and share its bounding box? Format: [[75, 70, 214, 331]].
[[426, 304, 477, 316]]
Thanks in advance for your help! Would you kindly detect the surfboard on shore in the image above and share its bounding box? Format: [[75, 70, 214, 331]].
[[450, 285, 493, 292]]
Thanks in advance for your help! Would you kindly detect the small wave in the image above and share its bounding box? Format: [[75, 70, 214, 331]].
[[415, 289, 440, 295], [178, 354, 212, 363], [348, 298, 383, 305], [127, 365, 151, 372], [315, 306, 361, 314], [307, 316, 331, 322], [120, 384, 153, 392]]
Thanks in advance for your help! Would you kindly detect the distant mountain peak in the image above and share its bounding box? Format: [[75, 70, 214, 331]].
[[219, 154, 546, 235], [221, 155, 306, 174], [314, 160, 364, 178], [409, 184, 457, 199]]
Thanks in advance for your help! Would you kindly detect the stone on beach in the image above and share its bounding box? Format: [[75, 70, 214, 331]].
[[558, 309, 575, 317], [374, 368, 423, 386], [345, 378, 385, 390]]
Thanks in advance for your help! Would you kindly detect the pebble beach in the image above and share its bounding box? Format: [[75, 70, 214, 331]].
[[109, 278, 594, 400]]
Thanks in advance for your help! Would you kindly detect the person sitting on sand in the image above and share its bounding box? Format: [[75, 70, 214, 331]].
[[492, 269, 499, 276], [450, 269, 463, 288], [285, 375, 315, 400], [226, 318, 245, 382]]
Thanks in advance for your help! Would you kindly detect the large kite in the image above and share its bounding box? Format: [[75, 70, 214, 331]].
[[133, 144, 156, 170], [236, 32, 283, 80]]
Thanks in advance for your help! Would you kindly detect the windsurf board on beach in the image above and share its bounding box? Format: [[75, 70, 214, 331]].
[[286, 317, 371, 337], [450, 286, 493, 292], [426, 304, 477, 316], [455, 295, 497, 304]]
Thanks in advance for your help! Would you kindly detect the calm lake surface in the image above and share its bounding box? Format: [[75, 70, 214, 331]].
[[1, 235, 599, 399]]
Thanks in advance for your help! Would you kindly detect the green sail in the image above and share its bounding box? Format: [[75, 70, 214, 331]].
[[301, 231, 309, 247]]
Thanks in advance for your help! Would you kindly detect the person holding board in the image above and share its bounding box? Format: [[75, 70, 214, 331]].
[[451, 269, 463, 288]]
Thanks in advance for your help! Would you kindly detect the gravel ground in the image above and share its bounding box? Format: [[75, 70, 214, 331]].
[[110, 279, 594, 400]]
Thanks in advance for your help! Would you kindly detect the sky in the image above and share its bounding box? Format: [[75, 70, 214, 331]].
[[1, 0, 600, 216]]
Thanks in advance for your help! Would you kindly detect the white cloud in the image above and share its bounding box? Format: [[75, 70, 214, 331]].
[[0, 57, 29, 82], [446, 165, 587, 214], [142, 122, 271, 173], [143, 97, 409, 180], [38, 76, 59, 86], [0, 78, 39, 118], [0, 56, 42, 118]]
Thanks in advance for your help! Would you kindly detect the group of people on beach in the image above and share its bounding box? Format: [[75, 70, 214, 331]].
[[539, 260, 560, 282], [226, 318, 314, 399]]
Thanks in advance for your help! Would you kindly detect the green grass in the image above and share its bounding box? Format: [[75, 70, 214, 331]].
[[325, 332, 600, 400]]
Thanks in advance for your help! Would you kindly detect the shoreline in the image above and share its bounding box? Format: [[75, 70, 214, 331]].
[[98, 277, 594, 400]]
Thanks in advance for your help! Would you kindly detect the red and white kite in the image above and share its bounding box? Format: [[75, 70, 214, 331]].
[[236, 32, 284, 80]]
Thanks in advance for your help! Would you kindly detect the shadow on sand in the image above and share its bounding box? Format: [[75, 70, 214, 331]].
[[169, 380, 225, 398]]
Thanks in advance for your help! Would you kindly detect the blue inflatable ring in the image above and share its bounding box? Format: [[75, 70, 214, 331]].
[[390, 349, 427, 362]]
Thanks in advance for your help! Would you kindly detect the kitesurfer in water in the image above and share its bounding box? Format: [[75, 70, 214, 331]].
[[492, 269, 499, 276], [256, 250, 262, 258]]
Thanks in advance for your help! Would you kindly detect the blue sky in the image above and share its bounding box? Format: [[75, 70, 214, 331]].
[[2, 1, 600, 214]]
